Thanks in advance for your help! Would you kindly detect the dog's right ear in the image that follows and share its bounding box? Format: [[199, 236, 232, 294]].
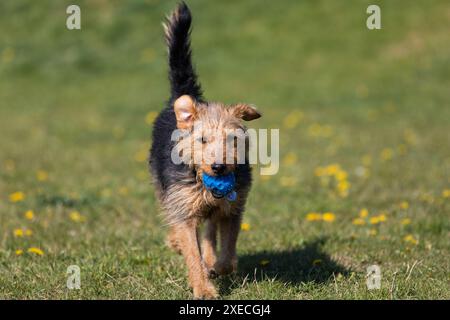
[[174, 95, 196, 129]]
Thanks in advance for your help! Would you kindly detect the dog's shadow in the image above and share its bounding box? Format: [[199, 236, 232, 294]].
[[218, 238, 351, 295]]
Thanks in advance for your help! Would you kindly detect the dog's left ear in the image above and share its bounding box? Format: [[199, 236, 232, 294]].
[[231, 103, 261, 121]]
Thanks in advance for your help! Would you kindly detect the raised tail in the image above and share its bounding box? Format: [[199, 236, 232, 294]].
[[164, 2, 203, 103]]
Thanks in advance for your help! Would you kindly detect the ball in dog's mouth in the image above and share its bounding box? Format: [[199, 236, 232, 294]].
[[202, 172, 236, 199]]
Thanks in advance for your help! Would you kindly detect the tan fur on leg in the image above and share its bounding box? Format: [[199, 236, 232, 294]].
[[215, 214, 240, 275], [173, 219, 218, 299], [201, 219, 218, 278]]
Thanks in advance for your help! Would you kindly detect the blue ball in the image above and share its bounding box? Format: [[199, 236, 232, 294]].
[[202, 172, 235, 196]]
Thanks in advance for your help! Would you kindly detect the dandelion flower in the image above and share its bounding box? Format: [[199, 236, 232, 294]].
[[352, 218, 365, 226], [25, 229, 33, 236], [69, 211, 86, 223], [359, 208, 369, 218], [401, 218, 411, 225], [134, 149, 148, 163], [380, 148, 393, 161], [9, 191, 25, 203], [322, 212, 336, 222], [283, 111, 303, 129], [377, 213, 387, 222], [15, 249, 24, 256], [369, 216, 380, 225], [241, 223, 250, 231], [403, 234, 418, 245], [24, 210, 34, 220], [306, 212, 322, 221], [282, 152, 298, 166], [442, 189, 450, 198], [27, 247, 44, 256], [399, 201, 409, 210], [145, 111, 158, 125], [13, 229, 24, 237]]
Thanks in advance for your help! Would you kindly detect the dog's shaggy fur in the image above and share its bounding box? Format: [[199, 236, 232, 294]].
[[149, 2, 260, 299]]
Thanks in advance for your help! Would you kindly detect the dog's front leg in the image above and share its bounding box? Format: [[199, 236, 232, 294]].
[[215, 213, 241, 275], [174, 218, 218, 299], [202, 218, 218, 278]]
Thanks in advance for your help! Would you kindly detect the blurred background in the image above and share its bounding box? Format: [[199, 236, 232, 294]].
[[0, 0, 449, 299]]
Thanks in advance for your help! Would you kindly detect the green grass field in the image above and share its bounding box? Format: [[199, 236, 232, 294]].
[[0, 0, 449, 299]]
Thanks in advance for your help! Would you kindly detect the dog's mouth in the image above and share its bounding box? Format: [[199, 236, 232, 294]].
[[211, 191, 224, 199]]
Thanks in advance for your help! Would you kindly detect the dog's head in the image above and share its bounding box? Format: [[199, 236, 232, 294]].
[[173, 95, 261, 177]]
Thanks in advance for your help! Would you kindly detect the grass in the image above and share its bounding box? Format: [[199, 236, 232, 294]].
[[0, 0, 449, 299]]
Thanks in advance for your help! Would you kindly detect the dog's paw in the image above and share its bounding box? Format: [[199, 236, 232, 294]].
[[214, 257, 237, 276], [193, 282, 218, 299]]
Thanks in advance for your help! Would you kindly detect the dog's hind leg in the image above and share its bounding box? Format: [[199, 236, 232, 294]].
[[215, 214, 241, 276], [173, 218, 218, 299], [201, 218, 218, 278]]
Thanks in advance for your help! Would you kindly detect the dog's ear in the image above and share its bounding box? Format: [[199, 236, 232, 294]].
[[231, 103, 261, 121], [174, 95, 197, 129]]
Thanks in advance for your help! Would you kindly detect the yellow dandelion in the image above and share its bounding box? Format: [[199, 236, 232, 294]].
[[25, 229, 33, 236], [377, 213, 387, 222], [241, 223, 250, 231], [9, 191, 25, 203], [15, 249, 24, 256], [24, 210, 34, 220], [399, 201, 409, 210], [322, 212, 336, 222], [259, 259, 270, 267], [442, 189, 450, 198], [283, 111, 303, 129], [36, 170, 49, 182], [325, 164, 341, 175], [306, 212, 322, 221], [335, 170, 348, 181], [134, 149, 148, 163], [352, 218, 365, 226], [282, 152, 298, 166], [69, 211, 86, 223], [27, 247, 44, 256], [312, 259, 322, 266], [380, 148, 394, 161], [401, 218, 411, 225], [369, 216, 380, 225], [145, 111, 158, 125], [13, 229, 24, 237], [403, 234, 418, 245], [359, 208, 369, 218]]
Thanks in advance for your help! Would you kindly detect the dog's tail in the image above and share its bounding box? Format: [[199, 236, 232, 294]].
[[164, 2, 203, 103]]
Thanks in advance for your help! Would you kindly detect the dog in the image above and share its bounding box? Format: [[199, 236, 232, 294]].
[[149, 2, 261, 299]]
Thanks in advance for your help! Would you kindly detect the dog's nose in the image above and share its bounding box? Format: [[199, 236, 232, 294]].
[[211, 163, 226, 175]]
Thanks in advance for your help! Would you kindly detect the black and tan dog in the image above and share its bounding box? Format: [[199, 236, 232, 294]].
[[149, 2, 261, 299]]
